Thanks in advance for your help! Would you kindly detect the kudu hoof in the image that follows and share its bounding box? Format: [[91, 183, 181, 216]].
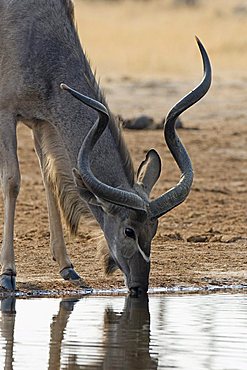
[[1, 297, 16, 313], [0, 271, 16, 291], [60, 298, 79, 312], [60, 266, 81, 281], [129, 287, 147, 298], [60, 267, 92, 291]]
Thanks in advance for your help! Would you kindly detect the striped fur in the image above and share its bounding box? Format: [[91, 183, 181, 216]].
[[38, 122, 90, 235]]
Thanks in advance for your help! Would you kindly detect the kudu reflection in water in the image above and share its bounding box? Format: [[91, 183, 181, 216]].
[[100, 296, 158, 370], [0, 296, 157, 369], [0, 297, 16, 370]]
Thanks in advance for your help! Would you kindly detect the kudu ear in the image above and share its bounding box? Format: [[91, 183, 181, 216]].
[[136, 149, 161, 196], [72, 168, 118, 213]]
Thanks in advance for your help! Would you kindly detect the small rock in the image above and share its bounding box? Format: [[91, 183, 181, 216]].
[[187, 235, 208, 243], [123, 115, 154, 130], [155, 117, 183, 130], [221, 235, 243, 243], [206, 227, 221, 234], [210, 236, 222, 243], [162, 232, 184, 241]]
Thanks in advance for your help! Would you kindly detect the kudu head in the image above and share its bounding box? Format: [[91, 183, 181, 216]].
[[61, 38, 211, 297]]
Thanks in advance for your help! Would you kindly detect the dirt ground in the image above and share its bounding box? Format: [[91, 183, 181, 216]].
[[0, 73, 246, 294], [0, 0, 247, 294]]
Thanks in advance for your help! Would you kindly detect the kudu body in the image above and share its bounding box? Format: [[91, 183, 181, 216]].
[[0, 0, 211, 294]]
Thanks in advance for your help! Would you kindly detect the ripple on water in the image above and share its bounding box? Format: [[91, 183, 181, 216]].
[[1, 293, 247, 369]]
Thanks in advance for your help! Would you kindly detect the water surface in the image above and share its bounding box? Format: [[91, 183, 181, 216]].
[[0, 293, 247, 369]]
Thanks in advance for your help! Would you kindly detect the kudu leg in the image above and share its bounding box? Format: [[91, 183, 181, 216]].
[[48, 299, 79, 369], [0, 116, 20, 290], [0, 297, 16, 368], [32, 128, 81, 281]]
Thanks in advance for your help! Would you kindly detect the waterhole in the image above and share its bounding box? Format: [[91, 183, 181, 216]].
[[0, 293, 247, 369]]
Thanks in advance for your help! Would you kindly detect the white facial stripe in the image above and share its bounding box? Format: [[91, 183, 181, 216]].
[[137, 244, 150, 263]]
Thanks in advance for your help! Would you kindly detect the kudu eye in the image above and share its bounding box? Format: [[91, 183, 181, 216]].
[[124, 228, 136, 240]]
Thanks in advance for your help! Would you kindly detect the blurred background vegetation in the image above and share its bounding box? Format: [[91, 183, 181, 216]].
[[74, 0, 247, 79]]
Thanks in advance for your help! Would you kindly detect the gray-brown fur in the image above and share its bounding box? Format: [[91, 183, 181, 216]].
[[0, 0, 134, 289], [35, 120, 89, 235], [97, 237, 119, 275]]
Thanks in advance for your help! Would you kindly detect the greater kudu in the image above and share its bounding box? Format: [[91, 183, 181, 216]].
[[0, 0, 211, 295]]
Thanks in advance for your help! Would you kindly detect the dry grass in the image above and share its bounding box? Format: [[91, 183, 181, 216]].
[[74, 0, 247, 79]]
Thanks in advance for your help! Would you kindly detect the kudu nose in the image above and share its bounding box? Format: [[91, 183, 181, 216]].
[[129, 286, 147, 298]]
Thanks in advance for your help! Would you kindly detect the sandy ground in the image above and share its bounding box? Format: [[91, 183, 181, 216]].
[[0, 74, 246, 293], [0, 0, 247, 294]]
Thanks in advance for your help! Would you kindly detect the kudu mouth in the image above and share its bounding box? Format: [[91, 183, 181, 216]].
[[129, 286, 148, 298]]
